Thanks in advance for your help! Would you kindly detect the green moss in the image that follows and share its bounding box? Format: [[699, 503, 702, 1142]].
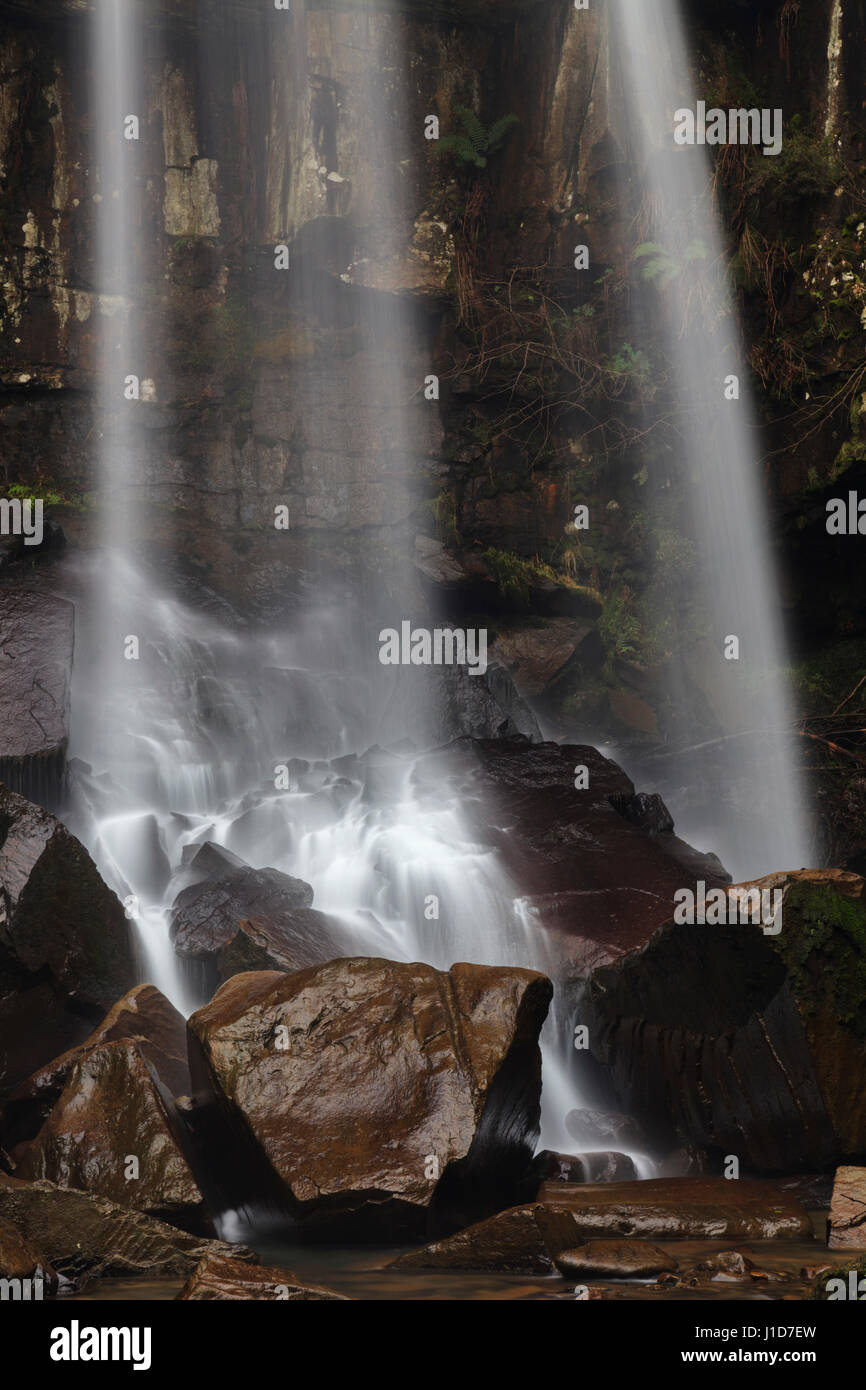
[[811, 1255, 866, 1300], [775, 883, 866, 1039]]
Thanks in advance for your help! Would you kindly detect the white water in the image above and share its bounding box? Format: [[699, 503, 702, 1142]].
[[608, 0, 810, 880]]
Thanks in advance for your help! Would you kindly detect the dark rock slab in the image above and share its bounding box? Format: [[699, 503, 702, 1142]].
[[583, 870, 866, 1170], [176, 1252, 349, 1300], [0, 1173, 253, 1282], [0, 588, 72, 801], [187, 957, 552, 1238], [0, 787, 136, 1089]]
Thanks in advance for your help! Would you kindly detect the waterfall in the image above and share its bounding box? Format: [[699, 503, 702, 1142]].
[[67, 1, 631, 1165], [607, 0, 810, 880]]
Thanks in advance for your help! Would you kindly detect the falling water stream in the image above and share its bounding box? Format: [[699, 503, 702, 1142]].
[[68, 0, 812, 1200], [607, 0, 811, 880]]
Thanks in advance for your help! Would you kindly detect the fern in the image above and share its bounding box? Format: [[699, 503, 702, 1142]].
[[434, 106, 519, 170]]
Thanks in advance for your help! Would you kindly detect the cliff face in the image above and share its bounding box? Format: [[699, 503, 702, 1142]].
[[0, 0, 862, 857]]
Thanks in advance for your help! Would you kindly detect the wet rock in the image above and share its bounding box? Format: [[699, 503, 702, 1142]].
[[565, 1109, 646, 1152], [180, 841, 247, 885], [533, 1150, 638, 1184], [170, 865, 342, 996], [10, 1039, 208, 1233], [0, 983, 190, 1151], [554, 1240, 677, 1279], [417, 737, 730, 980], [393, 1178, 812, 1272], [0, 589, 72, 802], [811, 1254, 866, 1300], [0, 1213, 58, 1293], [187, 958, 552, 1238], [0, 787, 136, 1090], [693, 1249, 755, 1280], [0, 1173, 253, 1283], [537, 1178, 814, 1242], [176, 1252, 349, 1301], [583, 871, 866, 1170], [488, 620, 599, 699], [390, 1202, 584, 1274], [828, 1166, 866, 1250]]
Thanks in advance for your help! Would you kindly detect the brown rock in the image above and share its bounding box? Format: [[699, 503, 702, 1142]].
[[188, 957, 552, 1236], [10, 1039, 207, 1231], [0, 984, 190, 1151], [393, 1178, 813, 1272], [539, 1177, 814, 1242], [554, 1239, 677, 1279], [0, 1173, 253, 1282], [390, 1202, 583, 1273], [828, 1166, 866, 1250], [176, 1253, 348, 1300]]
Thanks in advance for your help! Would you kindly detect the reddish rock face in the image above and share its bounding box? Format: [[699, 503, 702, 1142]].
[[0, 786, 136, 1089], [187, 957, 553, 1238], [828, 1166, 866, 1250], [176, 1252, 348, 1301], [10, 1038, 208, 1233], [418, 737, 730, 974]]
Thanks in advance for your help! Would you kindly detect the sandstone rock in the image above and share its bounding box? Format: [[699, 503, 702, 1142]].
[[176, 1252, 348, 1300], [188, 957, 552, 1237], [828, 1166, 866, 1250], [554, 1240, 677, 1279], [0, 787, 136, 1089], [392, 1178, 812, 1272], [583, 871, 866, 1170], [0, 1173, 253, 1282], [0, 984, 190, 1151], [10, 1039, 208, 1232], [0, 588, 72, 802], [0, 1213, 58, 1292]]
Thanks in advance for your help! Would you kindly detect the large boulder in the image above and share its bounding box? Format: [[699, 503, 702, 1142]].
[[0, 589, 72, 803], [187, 958, 553, 1238], [0, 787, 136, 1089], [582, 870, 866, 1170], [417, 737, 730, 976], [176, 1252, 348, 1301], [391, 1178, 813, 1273], [0, 1173, 253, 1283], [9, 1039, 208, 1233]]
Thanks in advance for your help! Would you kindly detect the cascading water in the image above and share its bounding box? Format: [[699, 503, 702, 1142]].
[[607, 0, 811, 880], [68, 1, 632, 1173]]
